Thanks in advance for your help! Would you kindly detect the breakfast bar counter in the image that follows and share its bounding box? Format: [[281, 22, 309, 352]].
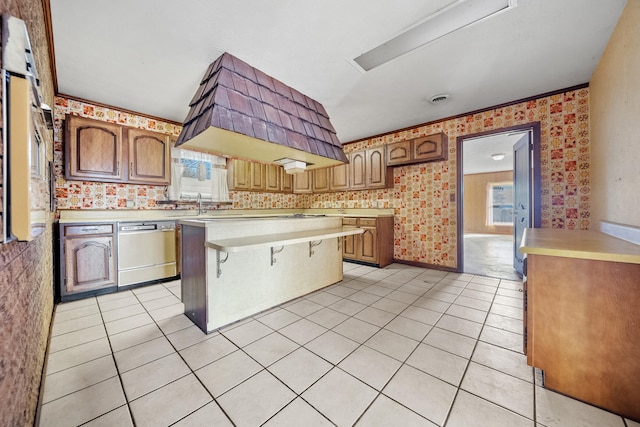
[[180, 215, 363, 333]]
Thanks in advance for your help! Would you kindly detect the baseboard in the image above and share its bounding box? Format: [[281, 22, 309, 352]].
[[392, 258, 460, 272], [599, 221, 640, 246]]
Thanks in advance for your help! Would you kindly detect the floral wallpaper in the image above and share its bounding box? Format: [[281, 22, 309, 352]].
[[308, 87, 591, 268], [54, 87, 590, 269]]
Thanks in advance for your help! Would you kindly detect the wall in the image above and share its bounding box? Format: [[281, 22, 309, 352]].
[[590, 0, 640, 228], [54, 96, 307, 210], [463, 171, 514, 235], [310, 88, 591, 268], [0, 0, 55, 425]]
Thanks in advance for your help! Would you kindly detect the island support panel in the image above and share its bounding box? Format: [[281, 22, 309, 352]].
[[526, 254, 640, 421]]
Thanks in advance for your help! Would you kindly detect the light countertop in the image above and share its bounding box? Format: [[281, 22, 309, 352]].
[[520, 228, 640, 264], [58, 208, 394, 223]]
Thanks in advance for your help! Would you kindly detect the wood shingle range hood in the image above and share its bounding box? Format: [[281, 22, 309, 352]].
[[176, 52, 347, 172]]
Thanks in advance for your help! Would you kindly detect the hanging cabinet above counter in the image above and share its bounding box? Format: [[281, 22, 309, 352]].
[[385, 132, 448, 166], [65, 115, 172, 186]]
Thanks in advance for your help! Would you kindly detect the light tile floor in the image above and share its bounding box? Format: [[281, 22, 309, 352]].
[[39, 263, 637, 427], [463, 234, 521, 281]]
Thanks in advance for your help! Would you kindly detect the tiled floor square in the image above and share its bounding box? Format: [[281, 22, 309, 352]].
[[535, 386, 625, 427], [412, 297, 451, 313], [371, 297, 410, 314], [461, 362, 533, 419], [329, 298, 367, 316], [243, 332, 299, 366], [354, 306, 396, 327], [435, 314, 483, 339], [384, 316, 433, 341], [195, 350, 262, 397], [42, 356, 117, 404], [306, 307, 349, 329], [479, 325, 523, 352], [356, 394, 437, 426], [39, 377, 126, 427], [278, 318, 327, 345], [348, 290, 382, 305], [471, 341, 532, 382], [445, 304, 488, 323], [167, 325, 216, 350], [263, 397, 333, 426], [484, 312, 523, 334], [400, 306, 442, 325], [217, 370, 295, 427], [269, 347, 332, 394], [82, 405, 133, 427], [364, 328, 419, 361], [423, 327, 476, 359], [383, 364, 457, 426], [53, 304, 100, 323], [179, 333, 238, 370], [120, 353, 191, 400], [447, 390, 533, 427], [45, 338, 112, 375], [104, 312, 154, 336], [49, 324, 106, 353], [109, 323, 163, 353], [172, 402, 233, 427], [257, 308, 302, 330], [302, 368, 377, 427], [305, 291, 343, 307], [304, 330, 360, 365], [128, 374, 211, 427], [338, 345, 402, 390], [100, 303, 146, 323], [333, 317, 380, 343], [113, 336, 175, 373], [406, 343, 469, 386], [285, 299, 324, 317], [51, 313, 103, 337]]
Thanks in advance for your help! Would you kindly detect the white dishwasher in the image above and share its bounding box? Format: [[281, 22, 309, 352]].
[[117, 221, 177, 287]]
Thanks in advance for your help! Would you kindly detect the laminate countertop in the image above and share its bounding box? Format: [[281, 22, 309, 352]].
[[57, 208, 395, 223], [520, 228, 640, 264]]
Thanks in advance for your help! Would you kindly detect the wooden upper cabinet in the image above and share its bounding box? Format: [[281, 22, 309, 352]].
[[227, 159, 251, 190], [264, 164, 281, 192], [66, 116, 124, 182], [312, 168, 331, 193], [349, 151, 367, 190], [250, 163, 266, 191], [293, 170, 313, 193], [385, 132, 448, 166], [65, 115, 172, 185], [281, 169, 293, 193], [366, 147, 392, 189], [414, 133, 447, 162], [128, 128, 171, 185], [329, 163, 349, 191], [385, 140, 411, 166]]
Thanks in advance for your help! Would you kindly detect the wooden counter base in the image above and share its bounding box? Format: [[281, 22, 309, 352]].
[[526, 254, 640, 421]]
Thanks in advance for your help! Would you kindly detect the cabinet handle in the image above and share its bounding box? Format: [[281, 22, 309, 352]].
[[108, 240, 112, 258], [116, 161, 119, 174], [130, 162, 134, 174]]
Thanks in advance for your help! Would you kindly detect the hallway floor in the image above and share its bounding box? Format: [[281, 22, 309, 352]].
[[463, 234, 521, 281], [39, 263, 636, 426]]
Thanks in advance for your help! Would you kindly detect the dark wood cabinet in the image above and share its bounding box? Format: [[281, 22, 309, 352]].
[[128, 128, 171, 185], [66, 116, 124, 182], [59, 222, 117, 301], [385, 132, 448, 166], [342, 216, 393, 267], [366, 147, 391, 189], [349, 151, 367, 190], [65, 115, 171, 185]]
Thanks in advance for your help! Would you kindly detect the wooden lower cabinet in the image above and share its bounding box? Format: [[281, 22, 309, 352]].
[[342, 217, 393, 267], [60, 223, 117, 301], [525, 254, 640, 421]]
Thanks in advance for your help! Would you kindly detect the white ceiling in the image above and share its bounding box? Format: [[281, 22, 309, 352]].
[[49, 0, 626, 143], [462, 132, 526, 175]]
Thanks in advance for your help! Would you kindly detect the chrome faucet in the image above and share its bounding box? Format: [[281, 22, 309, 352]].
[[197, 192, 203, 215]]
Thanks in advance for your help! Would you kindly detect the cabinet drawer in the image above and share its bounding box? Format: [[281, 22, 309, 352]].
[[359, 218, 378, 227], [342, 218, 358, 226], [64, 224, 114, 236]]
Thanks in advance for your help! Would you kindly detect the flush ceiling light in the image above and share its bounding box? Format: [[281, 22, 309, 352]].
[[491, 153, 506, 161], [354, 0, 517, 71], [275, 158, 308, 174]]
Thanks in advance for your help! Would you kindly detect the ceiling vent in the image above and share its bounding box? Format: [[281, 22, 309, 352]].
[[429, 94, 450, 104]]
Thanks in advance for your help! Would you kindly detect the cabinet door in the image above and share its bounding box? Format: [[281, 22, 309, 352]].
[[349, 151, 366, 190], [330, 163, 349, 191], [128, 128, 171, 185], [227, 159, 251, 190], [65, 115, 124, 182], [293, 170, 313, 193], [386, 141, 412, 166], [366, 147, 389, 189], [64, 235, 116, 294], [358, 226, 378, 263], [281, 169, 293, 193], [250, 163, 266, 191], [413, 133, 447, 162], [313, 168, 331, 193], [264, 164, 281, 192]]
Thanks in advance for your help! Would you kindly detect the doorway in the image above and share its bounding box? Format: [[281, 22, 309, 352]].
[[456, 123, 541, 280]]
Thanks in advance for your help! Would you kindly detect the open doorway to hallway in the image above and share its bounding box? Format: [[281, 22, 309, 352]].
[[458, 124, 540, 281]]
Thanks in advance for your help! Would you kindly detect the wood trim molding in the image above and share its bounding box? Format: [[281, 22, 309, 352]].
[[42, 0, 57, 94], [344, 83, 588, 145], [392, 259, 458, 273]]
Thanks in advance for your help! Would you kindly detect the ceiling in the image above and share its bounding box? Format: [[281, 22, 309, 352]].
[[462, 132, 526, 175], [49, 0, 626, 144]]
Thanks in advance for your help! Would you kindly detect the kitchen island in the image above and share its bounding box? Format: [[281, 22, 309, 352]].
[[520, 227, 640, 421], [180, 215, 363, 333]]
